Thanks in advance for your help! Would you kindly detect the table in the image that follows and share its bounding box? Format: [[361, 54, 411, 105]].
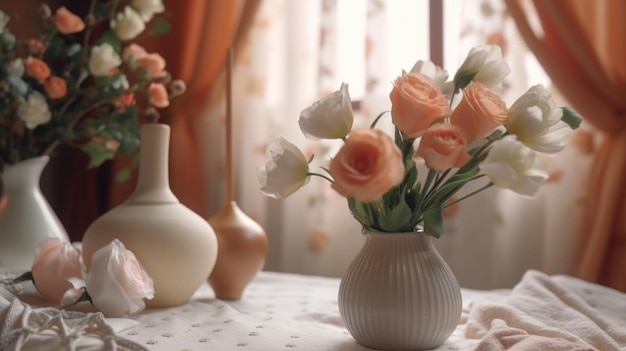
[[0, 270, 509, 350]]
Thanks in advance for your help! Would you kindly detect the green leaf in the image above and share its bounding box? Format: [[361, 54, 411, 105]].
[[378, 200, 413, 232], [348, 198, 371, 229], [423, 207, 444, 238], [96, 31, 123, 51], [115, 168, 132, 183], [561, 107, 582, 130], [148, 18, 172, 36]]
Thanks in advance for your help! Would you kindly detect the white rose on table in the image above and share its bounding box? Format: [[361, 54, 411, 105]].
[[88, 43, 122, 76], [480, 136, 549, 196], [131, 0, 165, 22], [257, 138, 310, 199], [506, 84, 572, 154], [110, 6, 145, 41], [84, 239, 154, 317], [17, 92, 51, 129], [299, 83, 354, 140], [454, 44, 510, 90]]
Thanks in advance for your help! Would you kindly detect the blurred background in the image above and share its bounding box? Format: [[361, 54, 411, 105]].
[[9, 0, 624, 291]]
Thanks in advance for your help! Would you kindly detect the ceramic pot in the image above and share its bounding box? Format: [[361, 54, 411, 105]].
[[0, 156, 69, 269], [338, 232, 462, 350], [208, 201, 268, 300], [81, 123, 218, 307]]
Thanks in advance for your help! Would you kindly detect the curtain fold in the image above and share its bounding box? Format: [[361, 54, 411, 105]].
[[505, 0, 626, 290], [108, 0, 262, 217]]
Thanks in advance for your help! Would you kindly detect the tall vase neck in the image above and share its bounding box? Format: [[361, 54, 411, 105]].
[[128, 124, 178, 204], [2, 156, 49, 191]]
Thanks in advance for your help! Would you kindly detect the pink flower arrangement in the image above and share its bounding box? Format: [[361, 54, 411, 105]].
[[0, 0, 184, 170], [257, 45, 582, 237], [7, 238, 154, 318]]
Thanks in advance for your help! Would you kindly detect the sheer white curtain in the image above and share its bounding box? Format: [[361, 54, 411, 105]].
[[225, 0, 594, 289]]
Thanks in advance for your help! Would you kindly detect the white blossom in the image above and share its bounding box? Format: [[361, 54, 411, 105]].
[[7, 58, 24, 77], [299, 83, 354, 140], [131, 0, 165, 22], [17, 92, 51, 129], [257, 138, 310, 199], [88, 43, 122, 76], [454, 44, 510, 90], [110, 6, 145, 41], [480, 136, 548, 196], [506, 85, 570, 153]]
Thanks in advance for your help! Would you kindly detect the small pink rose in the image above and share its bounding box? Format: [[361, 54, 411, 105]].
[[148, 83, 170, 108], [122, 43, 147, 64], [31, 238, 84, 304], [43, 76, 67, 99], [85, 239, 154, 317], [415, 123, 470, 171], [25, 56, 51, 83], [136, 53, 166, 78], [329, 129, 404, 202], [50, 6, 85, 34]]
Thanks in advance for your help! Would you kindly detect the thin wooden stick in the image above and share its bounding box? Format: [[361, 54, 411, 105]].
[[226, 48, 234, 203]]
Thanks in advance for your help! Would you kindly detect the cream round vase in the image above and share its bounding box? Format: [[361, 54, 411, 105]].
[[338, 232, 462, 351], [81, 124, 218, 308]]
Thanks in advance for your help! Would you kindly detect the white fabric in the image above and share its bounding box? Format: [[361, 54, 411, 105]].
[[0, 272, 144, 351], [464, 270, 626, 350]]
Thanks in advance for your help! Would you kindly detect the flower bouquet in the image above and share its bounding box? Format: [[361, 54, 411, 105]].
[[0, 0, 185, 172], [257, 44, 582, 237]]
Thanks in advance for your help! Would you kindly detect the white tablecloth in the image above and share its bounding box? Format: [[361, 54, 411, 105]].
[[1, 270, 510, 351]]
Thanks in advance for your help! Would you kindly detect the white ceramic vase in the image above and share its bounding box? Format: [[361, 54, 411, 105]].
[[338, 232, 462, 351], [81, 123, 218, 307], [0, 156, 69, 269]]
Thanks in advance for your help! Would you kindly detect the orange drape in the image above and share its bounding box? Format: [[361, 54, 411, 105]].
[[108, 0, 262, 216], [506, 0, 626, 290]]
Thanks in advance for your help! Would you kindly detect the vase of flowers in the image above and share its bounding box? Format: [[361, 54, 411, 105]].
[[257, 44, 582, 350], [0, 0, 185, 265]]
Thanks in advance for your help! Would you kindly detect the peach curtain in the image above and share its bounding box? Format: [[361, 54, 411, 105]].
[[109, 0, 262, 216], [505, 0, 626, 290]]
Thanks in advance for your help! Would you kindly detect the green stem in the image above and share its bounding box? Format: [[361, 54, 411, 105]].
[[442, 182, 494, 209], [307, 172, 334, 183]]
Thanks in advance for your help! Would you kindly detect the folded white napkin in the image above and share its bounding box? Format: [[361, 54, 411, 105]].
[[465, 270, 626, 351]]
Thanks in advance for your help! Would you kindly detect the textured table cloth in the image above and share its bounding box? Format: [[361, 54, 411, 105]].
[[0, 270, 510, 350]]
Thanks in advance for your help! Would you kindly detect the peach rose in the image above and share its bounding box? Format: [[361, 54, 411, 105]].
[[329, 129, 404, 202], [25, 56, 51, 82], [148, 83, 169, 108], [136, 53, 166, 78], [390, 72, 451, 139], [43, 76, 67, 99], [122, 43, 147, 65], [415, 123, 470, 171], [27, 39, 46, 55], [51, 7, 85, 34], [450, 82, 509, 142], [31, 238, 84, 304]]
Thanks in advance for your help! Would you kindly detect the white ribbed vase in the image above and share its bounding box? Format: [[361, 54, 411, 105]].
[[338, 232, 462, 350]]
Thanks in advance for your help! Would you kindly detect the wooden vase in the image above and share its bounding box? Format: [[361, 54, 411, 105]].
[[207, 201, 268, 300]]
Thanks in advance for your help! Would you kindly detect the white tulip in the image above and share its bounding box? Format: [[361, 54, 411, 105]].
[[454, 44, 510, 90], [131, 0, 165, 22], [480, 136, 548, 196], [17, 92, 51, 129], [299, 83, 354, 140], [506, 85, 570, 153], [257, 138, 310, 199], [410, 60, 449, 90], [0, 10, 9, 33], [88, 43, 122, 76], [110, 6, 145, 41]]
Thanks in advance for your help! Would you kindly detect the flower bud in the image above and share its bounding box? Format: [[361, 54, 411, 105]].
[[169, 79, 186, 97], [145, 107, 160, 123], [40, 4, 52, 19]]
